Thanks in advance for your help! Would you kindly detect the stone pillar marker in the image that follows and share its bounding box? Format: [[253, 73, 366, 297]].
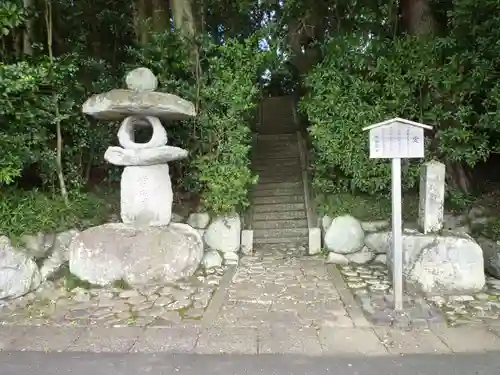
[[418, 160, 446, 234]]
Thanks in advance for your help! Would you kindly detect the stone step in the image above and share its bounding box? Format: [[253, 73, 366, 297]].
[[253, 236, 308, 245], [254, 173, 302, 184], [254, 142, 299, 149], [261, 110, 294, 116], [253, 168, 302, 177], [252, 185, 303, 197], [252, 219, 308, 230], [253, 181, 303, 191], [252, 210, 306, 221], [256, 134, 298, 141], [253, 195, 304, 205], [254, 227, 309, 239], [261, 114, 295, 119], [252, 159, 301, 168], [260, 121, 295, 128], [257, 175, 302, 183], [253, 141, 299, 152], [252, 147, 300, 158], [254, 169, 302, 178], [259, 126, 296, 132], [253, 203, 305, 213], [253, 153, 301, 160], [253, 149, 300, 158], [253, 154, 301, 162], [259, 129, 296, 135], [260, 124, 295, 130], [254, 161, 301, 168]]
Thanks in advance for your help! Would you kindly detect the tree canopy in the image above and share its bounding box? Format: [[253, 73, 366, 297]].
[[2, 0, 500, 236]]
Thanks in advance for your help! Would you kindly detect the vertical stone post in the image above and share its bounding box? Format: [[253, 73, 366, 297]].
[[418, 161, 446, 234]]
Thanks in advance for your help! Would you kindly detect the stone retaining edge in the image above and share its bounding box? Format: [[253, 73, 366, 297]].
[[296, 131, 316, 230], [200, 264, 238, 328], [327, 264, 372, 328]]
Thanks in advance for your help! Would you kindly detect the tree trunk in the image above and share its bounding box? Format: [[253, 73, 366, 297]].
[[133, 0, 149, 45], [170, 0, 196, 38], [23, 0, 35, 55], [44, 0, 69, 205], [400, 0, 471, 193], [151, 0, 170, 32], [287, 7, 327, 74], [170, 0, 199, 97], [400, 0, 435, 35]]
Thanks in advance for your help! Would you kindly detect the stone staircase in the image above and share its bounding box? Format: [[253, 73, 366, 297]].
[[250, 96, 309, 246]]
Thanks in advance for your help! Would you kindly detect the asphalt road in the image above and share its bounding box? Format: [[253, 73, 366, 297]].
[[1, 351, 500, 375]]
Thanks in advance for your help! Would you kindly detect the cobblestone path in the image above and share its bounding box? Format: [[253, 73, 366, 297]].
[[214, 244, 354, 329]]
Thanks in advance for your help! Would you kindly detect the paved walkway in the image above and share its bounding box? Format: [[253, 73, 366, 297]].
[[214, 243, 354, 329], [2, 351, 500, 375], [3, 321, 500, 355], [2, 244, 500, 355]]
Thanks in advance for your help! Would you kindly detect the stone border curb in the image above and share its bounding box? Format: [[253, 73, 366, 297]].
[[4, 324, 500, 355], [296, 131, 316, 230], [200, 264, 237, 328], [241, 230, 254, 256], [327, 264, 372, 328], [296, 130, 322, 257]]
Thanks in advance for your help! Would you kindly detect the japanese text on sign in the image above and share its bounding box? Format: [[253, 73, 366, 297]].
[[368, 123, 424, 159]]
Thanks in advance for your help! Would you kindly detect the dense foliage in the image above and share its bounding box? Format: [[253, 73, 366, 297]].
[[3, 0, 500, 236], [0, 0, 275, 237], [134, 31, 268, 213], [300, 0, 500, 197]]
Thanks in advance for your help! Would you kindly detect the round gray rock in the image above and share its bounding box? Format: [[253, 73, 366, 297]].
[[408, 235, 485, 294], [126, 67, 158, 91], [187, 212, 211, 229], [204, 214, 241, 253], [476, 236, 500, 279], [0, 236, 41, 299], [326, 252, 349, 265], [69, 223, 203, 287], [201, 250, 223, 269], [324, 215, 365, 254], [346, 246, 375, 264]]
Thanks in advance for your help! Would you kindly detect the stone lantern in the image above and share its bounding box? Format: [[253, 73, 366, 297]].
[[68, 68, 203, 288]]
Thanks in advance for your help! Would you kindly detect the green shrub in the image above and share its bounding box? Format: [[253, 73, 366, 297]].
[[301, 18, 500, 197], [134, 31, 268, 214], [299, 36, 428, 195], [0, 188, 116, 239]]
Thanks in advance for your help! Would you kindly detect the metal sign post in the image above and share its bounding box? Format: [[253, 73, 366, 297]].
[[363, 118, 432, 311]]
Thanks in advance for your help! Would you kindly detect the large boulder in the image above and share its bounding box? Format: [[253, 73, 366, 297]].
[[69, 223, 203, 287], [477, 236, 500, 279], [0, 236, 41, 299], [324, 215, 365, 254], [366, 229, 485, 294], [408, 235, 485, 294], [18, 232, 55, 259], [204, 214, 241, 253], [366, 229, 435, 270], [40, 229, 80, 281]]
